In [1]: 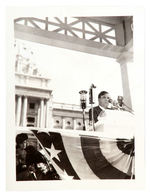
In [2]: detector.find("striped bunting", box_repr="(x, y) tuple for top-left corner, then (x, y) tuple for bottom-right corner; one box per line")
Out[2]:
(31, 130), (135, 180)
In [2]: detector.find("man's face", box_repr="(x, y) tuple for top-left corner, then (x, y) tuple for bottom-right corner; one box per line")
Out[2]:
(98, 93), (111, 109)
(20, 140), (28, 149)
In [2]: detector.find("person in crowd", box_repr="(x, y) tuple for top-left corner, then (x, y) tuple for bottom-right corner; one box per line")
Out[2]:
(16, 133), (29, 175)
(89, 91), (111, 124)
(17, 145), (60, 181)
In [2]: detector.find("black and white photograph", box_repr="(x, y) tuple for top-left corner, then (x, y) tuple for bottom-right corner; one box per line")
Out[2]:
(5, 6), (145, 191)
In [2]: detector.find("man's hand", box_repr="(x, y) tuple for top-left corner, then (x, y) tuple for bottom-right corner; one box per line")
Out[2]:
(99, 110), (106, 117)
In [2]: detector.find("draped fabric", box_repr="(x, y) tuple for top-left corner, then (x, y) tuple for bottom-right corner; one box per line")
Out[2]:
(31, 129), (135, 180)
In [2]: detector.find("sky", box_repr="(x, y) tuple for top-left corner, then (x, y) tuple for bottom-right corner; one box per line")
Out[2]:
(15, 38), (124, 106)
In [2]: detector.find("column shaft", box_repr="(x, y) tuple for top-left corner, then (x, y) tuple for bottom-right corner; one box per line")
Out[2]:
(120, 62), (132, 109)
(37, 105), (40, 127)
(62, 118), (66, 129)
(40, 99), (44, 128)
(73, 119), (76, 130)
(45, 100), (50, 128)
(16, 96), (22, 126)
(22, 96), (28, 127)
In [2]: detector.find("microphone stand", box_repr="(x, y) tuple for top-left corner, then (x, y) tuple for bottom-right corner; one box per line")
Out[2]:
(122, 102), (134, 115)
(117, 96), (134, 114)
(79, 90), (87, 131)
(89, 84), (96, 131)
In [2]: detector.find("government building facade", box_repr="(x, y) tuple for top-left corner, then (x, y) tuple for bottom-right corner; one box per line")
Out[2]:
(15, 43), (89, 132)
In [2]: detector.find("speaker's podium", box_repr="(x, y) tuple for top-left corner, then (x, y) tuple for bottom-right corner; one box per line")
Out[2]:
(93, 109), (135, 139)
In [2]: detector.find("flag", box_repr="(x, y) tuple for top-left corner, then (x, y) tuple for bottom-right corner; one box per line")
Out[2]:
(31, 129), (135, 180)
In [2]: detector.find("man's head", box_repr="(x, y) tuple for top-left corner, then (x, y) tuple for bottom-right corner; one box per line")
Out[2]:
(98, 91), (111, 109)
(16, 133), (28, 149)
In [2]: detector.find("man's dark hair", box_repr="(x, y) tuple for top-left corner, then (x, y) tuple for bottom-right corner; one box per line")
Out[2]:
(98, 91), (109, 99)
(16, 133), (28, 144)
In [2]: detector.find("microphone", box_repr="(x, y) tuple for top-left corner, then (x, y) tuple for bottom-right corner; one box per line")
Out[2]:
(117, 96), (123, 107)
(109, 96), (134, 113)
(89, 84), (96, 131)
(89, 84), (96, 104)
(91, 84), (96, 88)
(108, 98), (113, 104)
(108, 98), (120, 110)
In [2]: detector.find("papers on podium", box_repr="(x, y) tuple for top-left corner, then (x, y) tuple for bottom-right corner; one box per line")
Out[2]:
(94, 110), (135, 139)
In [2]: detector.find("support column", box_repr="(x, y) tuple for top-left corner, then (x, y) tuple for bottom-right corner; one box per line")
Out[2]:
(45, 99), (50, 128)
(117, 47), (133, 111)
(62, 118), (66, 129)
(48, 94), (54, 129)
(73, 119), (76, 130)
(15, 96), (17, 118)
(119, 62), (132, 109)
(43, 100), (46, 128)
(16, 95), (22, 126)
(85, 120), (88, 131)
(22, 96), (28, 127)
(40, 99), (44, 128)
(37, 105), (40, 127)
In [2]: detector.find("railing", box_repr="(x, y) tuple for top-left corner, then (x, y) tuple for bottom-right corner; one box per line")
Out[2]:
(14, 17), (117, 45)
(15, 72), (51, 89)
(53, 101), (90, 111)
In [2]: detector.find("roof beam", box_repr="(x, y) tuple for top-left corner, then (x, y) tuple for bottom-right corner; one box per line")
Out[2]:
(14, 23), (124, 59)
(75, 17), (123, 26)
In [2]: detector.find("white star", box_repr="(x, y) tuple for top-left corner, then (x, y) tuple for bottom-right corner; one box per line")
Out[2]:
(59, 170), (74, 180)
(45, 143), (61, 161)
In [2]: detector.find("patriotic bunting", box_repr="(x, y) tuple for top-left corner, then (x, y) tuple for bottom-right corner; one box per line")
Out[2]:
(31, 129), (135, 180)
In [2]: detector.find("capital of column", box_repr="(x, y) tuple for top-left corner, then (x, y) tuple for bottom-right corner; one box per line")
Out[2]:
(45, 98), (50, 103)
(22, 95), (28, 99)
(116, 51), (133, 65)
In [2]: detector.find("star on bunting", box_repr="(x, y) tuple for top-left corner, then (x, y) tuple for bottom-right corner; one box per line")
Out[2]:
(59, 170), (74, 180)
(45, 143), (62, 161)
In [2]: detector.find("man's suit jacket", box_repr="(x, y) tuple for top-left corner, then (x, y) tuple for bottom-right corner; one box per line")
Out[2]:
(89, 106), (103, 123)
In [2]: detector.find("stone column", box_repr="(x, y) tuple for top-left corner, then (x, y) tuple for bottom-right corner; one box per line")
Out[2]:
(40, 99), (44, 128)
(73, 119), (76, 130)
(116, 40), (133, 110)
(15, 96), (17, 119)
(37, 105), (40, 127)
(16, 95), (22, 126)
(45, 99), (50, 128)
(43, 100), (46, 128)
(49, 95), (54, 129)
(84, 120), (88, 131)
(62, 118), (66, 129)
(119, 62), (132, 109)
(22, 96), (28, 127)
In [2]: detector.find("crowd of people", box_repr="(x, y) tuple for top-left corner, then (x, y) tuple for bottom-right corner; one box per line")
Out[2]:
(16, 133), (60, 181)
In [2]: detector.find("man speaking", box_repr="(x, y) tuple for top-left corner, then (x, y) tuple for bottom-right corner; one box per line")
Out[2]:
(89, 91), (111, 124)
